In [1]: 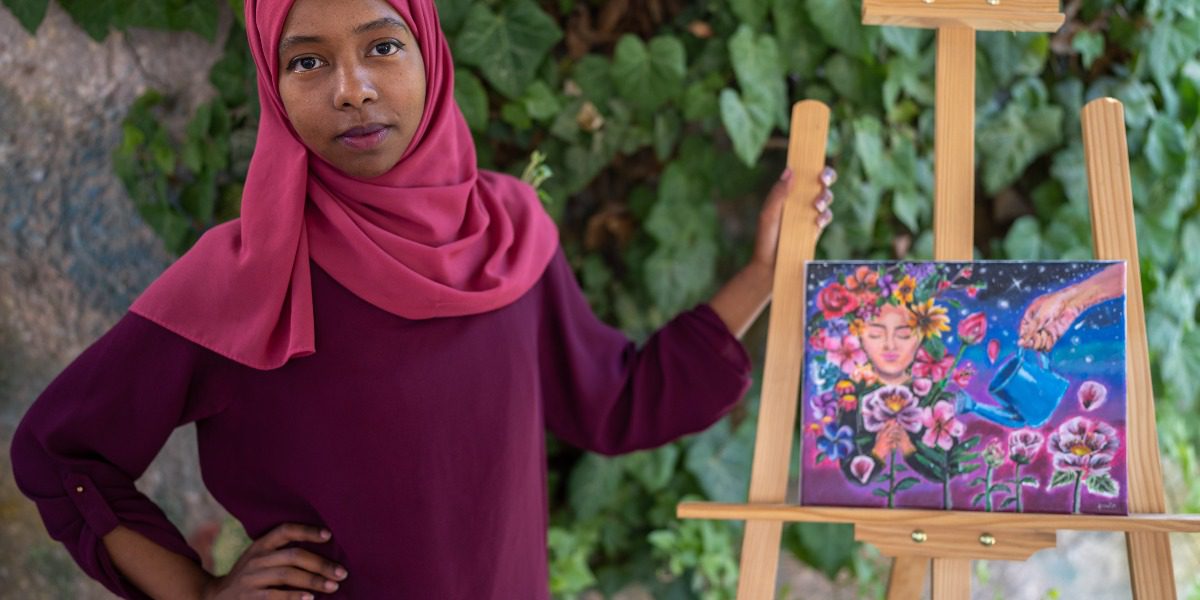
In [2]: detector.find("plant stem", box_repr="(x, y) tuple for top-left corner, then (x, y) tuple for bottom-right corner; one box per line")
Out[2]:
(1014, 463), (1024, 513)
(887, 449), (896, 509)
(985, 465), (994, 512)
(1072, 471), (1083, 514)
(942, 451), (952, 509)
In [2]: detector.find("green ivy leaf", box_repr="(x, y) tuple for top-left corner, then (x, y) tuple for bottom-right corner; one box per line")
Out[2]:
(455, 0), (563, 99)
(1072, 30), (1105, 69)
(454, 67), (489, 132)
(979, 31), (1050, 87)
(719, 89), (771, 166)
(522, 80), (561, 122)
(685, 418), (753, 504)
(772, 0), (826, 77)
(567, 454), (626, 519)
(805, 0), (875, 60)
(730, 0), (770, 29)
(434, 0), (473, 34)
(977, 78), (1063, 194)
(611, 34), (687, 112)
(2, 0), (49, 35)
(783, 522), (857, 579)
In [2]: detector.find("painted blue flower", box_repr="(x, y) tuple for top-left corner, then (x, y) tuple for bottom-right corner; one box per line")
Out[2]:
(904, 263), (937, 280)
(826, 320), (850, 337)
(817, 423), (855, 461)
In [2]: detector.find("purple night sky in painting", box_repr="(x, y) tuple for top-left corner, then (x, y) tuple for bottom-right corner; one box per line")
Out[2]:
(798, 261), (1128, 515)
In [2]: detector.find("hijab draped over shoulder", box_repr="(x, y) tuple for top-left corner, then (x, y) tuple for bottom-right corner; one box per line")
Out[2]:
(129, 0), (559, 370)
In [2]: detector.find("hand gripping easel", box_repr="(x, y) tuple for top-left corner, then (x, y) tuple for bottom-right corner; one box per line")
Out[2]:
(677, 1), (1200, 598)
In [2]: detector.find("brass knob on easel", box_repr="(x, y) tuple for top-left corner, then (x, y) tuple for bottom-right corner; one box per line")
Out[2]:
(986, 0), (1001, 5)
(979, 533), (997, 547)
(911, 530), (928, 543)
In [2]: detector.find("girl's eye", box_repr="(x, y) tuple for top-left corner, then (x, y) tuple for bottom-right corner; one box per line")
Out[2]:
(370, 40), (404, 56)
(289, 56), (325, 73)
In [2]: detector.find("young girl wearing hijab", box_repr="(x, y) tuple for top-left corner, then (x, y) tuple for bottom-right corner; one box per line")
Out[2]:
(10, 0), (836, 598)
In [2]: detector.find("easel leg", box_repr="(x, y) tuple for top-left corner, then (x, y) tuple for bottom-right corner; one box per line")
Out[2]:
(930, 558), (971, 600)
(886, 556), (929, 599)
(737, 521), (784, 600)
(1127, 532), (1176, 599)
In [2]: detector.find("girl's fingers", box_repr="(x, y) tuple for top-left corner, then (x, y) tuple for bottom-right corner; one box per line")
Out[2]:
(816, 209), (833, 230)
(815, 189), (833, 212)
(243, 565), (339, 595)
(820, 166), (838, 187)
(256, 524), (331, 553)
(254, 547), (347, 584)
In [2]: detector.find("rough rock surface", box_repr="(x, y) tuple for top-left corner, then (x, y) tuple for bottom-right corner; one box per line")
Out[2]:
(0, 3), (230, 598)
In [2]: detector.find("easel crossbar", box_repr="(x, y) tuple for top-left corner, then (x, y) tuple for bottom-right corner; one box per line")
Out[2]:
(677, 502), (1200, 534)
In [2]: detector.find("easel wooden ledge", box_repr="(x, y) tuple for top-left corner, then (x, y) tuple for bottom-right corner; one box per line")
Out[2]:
(676, 1), (1200, 598)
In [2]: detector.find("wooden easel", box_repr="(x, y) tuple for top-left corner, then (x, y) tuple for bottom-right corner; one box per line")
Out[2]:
(677, 1), (1200, 598)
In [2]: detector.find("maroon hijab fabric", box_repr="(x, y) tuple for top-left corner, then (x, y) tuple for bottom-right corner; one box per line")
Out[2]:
(129, 0), (559, 370)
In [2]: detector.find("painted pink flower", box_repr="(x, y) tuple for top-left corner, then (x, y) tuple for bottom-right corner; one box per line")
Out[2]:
(987, 339), (1000, 364)
(1008, 429), (1044, 465)
(1048, 417), (1119, 474)
(911, 377), (933, 396)
(850, 455), (876, 484)
(824, 335), (868, 374)
(809, 328), (830, 351)
(957, 312), (988, 345)
(920, 401), (966, 451)
(1078, 381), (1108, 411)
(967, 286), (979, 298)
(952, 362), (976, 388)
(982, 438), (1006, 468)
(958, 267), (973, 279)
(912, 348), (954, 382)
(862, 385), (922, 434)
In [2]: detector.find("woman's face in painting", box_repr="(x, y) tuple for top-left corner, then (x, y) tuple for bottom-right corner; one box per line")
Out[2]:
(862, 303), (922, 383)
(278, 0), (427, 179)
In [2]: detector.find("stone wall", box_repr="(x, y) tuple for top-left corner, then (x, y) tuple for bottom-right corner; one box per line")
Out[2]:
(0, 3), (233, 597)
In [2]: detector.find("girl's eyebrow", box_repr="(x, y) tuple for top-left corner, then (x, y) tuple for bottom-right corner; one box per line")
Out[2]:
(279, 17), (409, 56)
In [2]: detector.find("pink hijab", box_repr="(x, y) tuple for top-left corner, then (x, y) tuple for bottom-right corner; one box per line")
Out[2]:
(129, 0), (559, 370)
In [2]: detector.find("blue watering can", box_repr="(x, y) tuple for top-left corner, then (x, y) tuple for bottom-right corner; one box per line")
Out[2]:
(957, 348), (1069, 428)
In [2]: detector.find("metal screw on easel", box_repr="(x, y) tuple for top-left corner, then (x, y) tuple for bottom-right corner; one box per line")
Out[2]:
(979, 533), (997, 547)
(986, 0), (1001, 5)
(911, 530), (928, 543)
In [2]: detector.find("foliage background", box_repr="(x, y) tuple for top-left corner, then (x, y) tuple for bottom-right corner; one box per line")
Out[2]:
(3, 0), (1199, 597)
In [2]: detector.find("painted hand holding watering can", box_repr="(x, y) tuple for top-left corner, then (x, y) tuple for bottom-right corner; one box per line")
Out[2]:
(957, 264), (1126, 427)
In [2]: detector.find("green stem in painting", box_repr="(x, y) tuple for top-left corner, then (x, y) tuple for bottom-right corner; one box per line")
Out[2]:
(1013, 463), (1024, 513)
(942, 450), (952, 509)
(887, 449), (896, 509)
(1072, 470), (1083, 514)
(984, 465), (994, 512)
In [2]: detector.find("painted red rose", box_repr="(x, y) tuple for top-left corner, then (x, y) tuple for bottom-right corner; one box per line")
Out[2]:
(817, 283), (860, 320)
(958, 312), (987, 345)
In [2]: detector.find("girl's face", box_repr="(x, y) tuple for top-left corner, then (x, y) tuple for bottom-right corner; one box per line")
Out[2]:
(278, 0), (427, 179)
(862, 303), (921, 383)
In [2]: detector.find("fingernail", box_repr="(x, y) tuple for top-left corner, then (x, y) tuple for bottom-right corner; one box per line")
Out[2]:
(303, 594), (314, 600)
(781, 168), (793, 180)
(335, 567), (348, 578)
(325, 581), (339, 591)
(821, 166), (837, 185)
(320, 529), (331, 539)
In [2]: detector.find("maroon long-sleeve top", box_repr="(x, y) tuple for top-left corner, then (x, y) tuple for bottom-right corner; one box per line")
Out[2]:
(10, 246), (752, 599)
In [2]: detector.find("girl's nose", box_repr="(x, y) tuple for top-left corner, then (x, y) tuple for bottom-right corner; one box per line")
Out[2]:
(334, 64), (378, 109)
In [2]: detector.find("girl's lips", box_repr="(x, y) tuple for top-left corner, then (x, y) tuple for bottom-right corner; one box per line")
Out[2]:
(882, 353), (900, 361)
(337, 125), (390, 151)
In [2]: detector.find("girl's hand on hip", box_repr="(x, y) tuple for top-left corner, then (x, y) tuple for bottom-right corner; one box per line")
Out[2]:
(200, 523), (348, 600)
(752, 166), (837, 272)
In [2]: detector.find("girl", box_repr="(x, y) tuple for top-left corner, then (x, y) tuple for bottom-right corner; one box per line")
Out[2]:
(10, 0), (835, 598)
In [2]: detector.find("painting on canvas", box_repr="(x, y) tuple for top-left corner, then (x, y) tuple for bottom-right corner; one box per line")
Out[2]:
(798, 261), (1128, 515)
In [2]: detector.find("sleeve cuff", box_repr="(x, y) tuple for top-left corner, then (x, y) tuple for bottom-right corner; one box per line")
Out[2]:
(63, 472), (121, 539)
